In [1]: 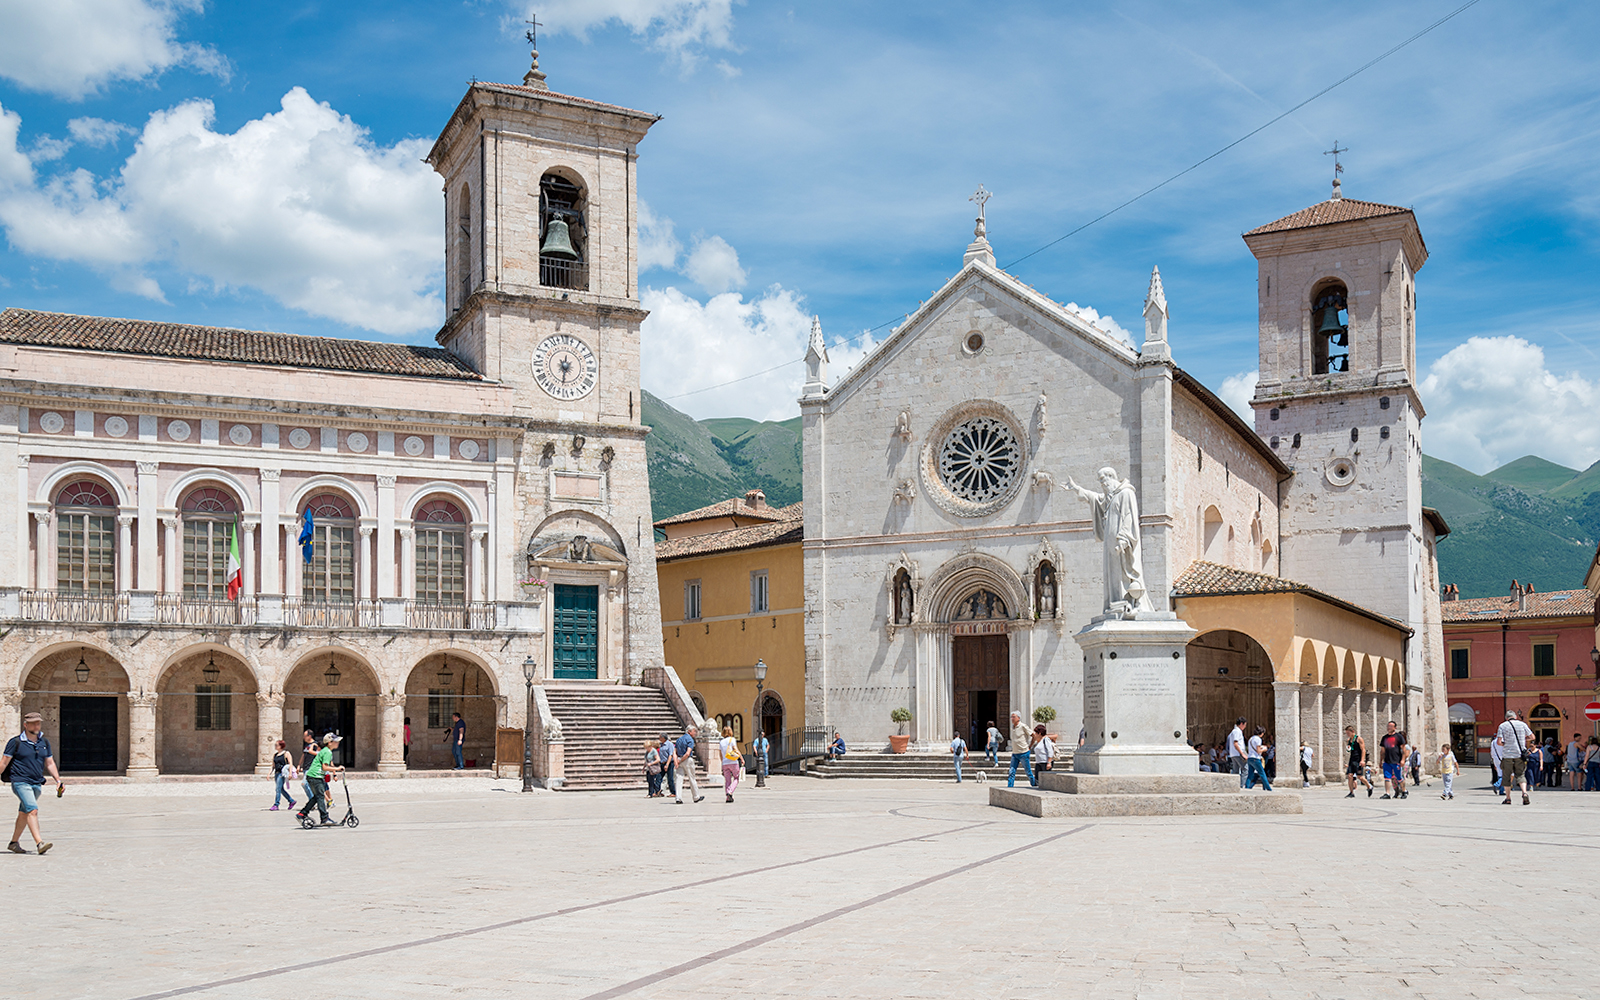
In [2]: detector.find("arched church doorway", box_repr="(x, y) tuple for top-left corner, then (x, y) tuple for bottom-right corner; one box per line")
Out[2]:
(951, 588), (1010, 752)
(1185, 630), (1274, 754)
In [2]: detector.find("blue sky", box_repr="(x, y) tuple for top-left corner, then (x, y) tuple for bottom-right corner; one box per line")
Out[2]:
(1, 1), (1598, 474)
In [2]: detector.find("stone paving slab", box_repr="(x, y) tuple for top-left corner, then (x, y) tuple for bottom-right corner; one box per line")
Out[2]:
(9, 773), (1600, 999)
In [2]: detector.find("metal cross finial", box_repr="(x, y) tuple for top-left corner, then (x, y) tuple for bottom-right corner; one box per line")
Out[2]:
(1324, 140), (1348, 178)
(524, 15), (542, 48)
(969, 184), (991, 221)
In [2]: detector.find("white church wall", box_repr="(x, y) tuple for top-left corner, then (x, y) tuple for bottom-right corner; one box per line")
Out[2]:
(1168, 386), (1281, 579)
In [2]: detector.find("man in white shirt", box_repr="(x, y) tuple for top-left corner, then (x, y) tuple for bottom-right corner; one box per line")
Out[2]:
(1497, 710), (1534, 805)
(1227, 717), (1249, 788)
(1244, 725), (1272, 791)
(1299, 741), (1315, 788)
(950, 732), (967, 783)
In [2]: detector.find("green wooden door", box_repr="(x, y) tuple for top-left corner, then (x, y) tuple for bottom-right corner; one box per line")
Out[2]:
(553, 584), (599, 679)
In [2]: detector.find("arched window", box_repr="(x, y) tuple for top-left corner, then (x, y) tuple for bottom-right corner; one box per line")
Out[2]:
(414, 498), (466, 605)
(456, 184), (472, 308)
(1312, 282), (1349, 374)
(182, 487), (239, 599)
(715, 713), (744, 742)
(1201, 506), (1224, 562)
(302, 493), (356, 604)
(538, 171), (587, 290)
(55, 480), (116, 593)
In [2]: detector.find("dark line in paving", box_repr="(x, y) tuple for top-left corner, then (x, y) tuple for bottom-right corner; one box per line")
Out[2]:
(122, 818), (996, 1000)
(575, 823), (1094, 1000)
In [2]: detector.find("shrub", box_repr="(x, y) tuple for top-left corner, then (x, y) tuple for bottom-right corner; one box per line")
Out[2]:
(1032, 705), (1057, 725)
(890, 707), (913, 723)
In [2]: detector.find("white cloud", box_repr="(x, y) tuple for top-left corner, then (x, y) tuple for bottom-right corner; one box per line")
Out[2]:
(1420, 336), (1600, 475)
(0, 90), (442, 334)
(683, 234), (746, 294)
(529, 0), (735, 68)
(0, 107), (31, 191)
(637, 199), (680, 272)
(1219, 370), (1258, 421)
(641, 283), (810, 421)
(0, 0), (228, 99)
(67, 117), (132, 147)
(1064, 302), (1134, 346)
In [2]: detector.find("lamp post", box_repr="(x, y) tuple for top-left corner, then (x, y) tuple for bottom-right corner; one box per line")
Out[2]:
(522, 655), (537, 793)
(753, 658), (768, 788)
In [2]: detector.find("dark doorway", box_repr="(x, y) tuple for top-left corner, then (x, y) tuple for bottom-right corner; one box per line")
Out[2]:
(759, 693), (783, 739)
(1450, 723), (1478, 767)
(58, 696), (118, 772)
(302, 698), (356, 767)
(953, 634), (1008, 751)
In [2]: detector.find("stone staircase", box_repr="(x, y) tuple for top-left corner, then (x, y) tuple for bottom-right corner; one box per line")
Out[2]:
(806, 751), (1070, 780)
(543, 684), (686, 791)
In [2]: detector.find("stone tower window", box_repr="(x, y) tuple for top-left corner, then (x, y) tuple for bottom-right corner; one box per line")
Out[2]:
(538, 171), (588, 291)
(1311, 283), (1349, 374)
(456, 184), (471, 308)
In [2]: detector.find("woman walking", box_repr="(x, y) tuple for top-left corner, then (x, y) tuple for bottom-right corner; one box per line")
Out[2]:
(644, 739), (663, 798)
(1585, 737), (1600, 791)
(719, 726), (743, 803)
(1031, 724), (1055, 786)
(269, 740), (297, 811)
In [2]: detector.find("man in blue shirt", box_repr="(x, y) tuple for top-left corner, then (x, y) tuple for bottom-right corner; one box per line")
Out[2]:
(2, 712), (62, 855)
(450, 712), (466, 770)
(672, 730), (704, 804)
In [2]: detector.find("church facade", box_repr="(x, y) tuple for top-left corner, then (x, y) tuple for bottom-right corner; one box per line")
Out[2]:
(0, 57), (668, 778)
(801, 185), (1448, 775)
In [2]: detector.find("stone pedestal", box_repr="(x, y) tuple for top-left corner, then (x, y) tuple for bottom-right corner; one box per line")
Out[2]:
(1073, 613), (1197, 775)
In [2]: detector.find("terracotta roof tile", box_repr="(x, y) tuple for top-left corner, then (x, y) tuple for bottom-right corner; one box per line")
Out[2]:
(0, 309), (482, 381)
(655, 510), (803, 561)
(655, 497), (798, 527)
(1441, 589), (1594, 623)
(1172, 560), (1410, 634)
(1245, 197), (1413, 236)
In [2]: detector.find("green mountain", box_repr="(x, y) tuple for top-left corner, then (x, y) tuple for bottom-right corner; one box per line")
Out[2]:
(1423, 455), (1598, 598)
(639, 403), (1599, 599)
(641, 391), (802, 521)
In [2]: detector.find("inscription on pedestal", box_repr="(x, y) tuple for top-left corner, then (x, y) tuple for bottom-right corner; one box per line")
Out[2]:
(1118, 666), (1177, 699)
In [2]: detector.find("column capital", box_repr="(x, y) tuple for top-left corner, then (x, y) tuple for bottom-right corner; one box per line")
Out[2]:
(16, 454), (29, 467)
(255, 691), (285, 709)
(130, 691), (158, 709)
(34, 508), (52, 525)
(486, 477), (497, 493)
(359, 525), (375, 538)
(161, 515), (180, 529)
(378, 692), (406, 709)
(259, 468), (281, 483)
(116, 513), (135, 527)
(1, 688), (23, 710)
(137, 461), (159, 475)
(398, 526), (415, 540)
(470, 528), (487, 541)
(376, 475), (397, 489)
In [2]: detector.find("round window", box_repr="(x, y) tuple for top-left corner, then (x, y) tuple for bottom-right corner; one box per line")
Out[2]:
(1325, 457), (1356, 487)
(964, 331), (985, 354)
(937, 418), (1020, 504)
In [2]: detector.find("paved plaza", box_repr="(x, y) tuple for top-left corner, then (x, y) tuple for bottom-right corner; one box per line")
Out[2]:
(12, 767), (1600, 1000)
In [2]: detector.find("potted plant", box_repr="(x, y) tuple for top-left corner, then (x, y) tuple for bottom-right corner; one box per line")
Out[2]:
(519, 576), (549, 599)
(889, 707), (912, 753)
(1033, 705), (1058, 741)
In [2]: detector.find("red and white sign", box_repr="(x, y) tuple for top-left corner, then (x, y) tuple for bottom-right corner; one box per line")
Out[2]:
(1584, 702), (1600, 721)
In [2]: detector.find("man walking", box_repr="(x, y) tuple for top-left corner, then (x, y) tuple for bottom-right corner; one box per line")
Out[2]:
(1299, 740), (1314, 788)
(1378, 720), (1409, 800)
(1227, 717), (1249, 788)
(657, 734), (676, 799)
(1497, 710), (1534, 806)
(2, 712), (61, 855)
(1344, 725), (1369, 797)
(985, 721), (1002, 767)
(950, 731), (967, 783)
(1006, 711), (1035, 788)
(449, 711), (466, 770)
(296, 733), (343, 826)
(1244, 725), (1273, 791)
(672, 729), (705, 804)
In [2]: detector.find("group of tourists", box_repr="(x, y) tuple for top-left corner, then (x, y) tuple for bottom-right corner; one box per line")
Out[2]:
(1194, 727), (1281, 786)
(269, 728), (345, 824)
(643, 727), (771, 804)
(982, 711), (1056, 787)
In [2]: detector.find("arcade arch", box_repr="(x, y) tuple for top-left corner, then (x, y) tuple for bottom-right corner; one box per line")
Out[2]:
(154, 645), (258, 774)
(283, 650), (380, 770)
(403, 652), (499, 769)
(21, 645), (130, 773)
(1185, 629), (1274, 749)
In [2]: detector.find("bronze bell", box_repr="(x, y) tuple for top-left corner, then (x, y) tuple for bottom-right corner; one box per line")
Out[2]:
(1316, 306), (1346, 337)
(540, 216), (579, 260)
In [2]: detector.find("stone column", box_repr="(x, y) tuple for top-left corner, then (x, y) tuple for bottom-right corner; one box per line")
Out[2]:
(283, 522), (301, 598)
(1273, 680), (1301, 760)
(1324, 687), (1343, 780)
(161, 516), (179, 593)
(358, 525), (374, 601)
(376, 475), (396, 597)
(128, 692), (159, 779)
(470, 528), (487, 602)
(116, 513), (134, 592)
(136, 462), (159, 590)
(399, 527), (415, 600)
(254, 691), (284, 776)
(241, 517), (258, 599)
(1302, 684), (1323, 783)
(0, 688), (22, 741)
(258, 469), (280, 595)
(34, 509), (51, 589)
(377, 692), (406, 772)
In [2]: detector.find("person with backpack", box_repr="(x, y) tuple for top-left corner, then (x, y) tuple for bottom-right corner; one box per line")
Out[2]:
(950, 731), (967, 783)
(295, 733), (344, 826)
(2, 712), (61, 855)
(1496, 710), (1534, 806)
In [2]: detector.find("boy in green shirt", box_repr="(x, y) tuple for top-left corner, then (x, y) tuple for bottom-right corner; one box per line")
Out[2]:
(296, 733), (343, 825)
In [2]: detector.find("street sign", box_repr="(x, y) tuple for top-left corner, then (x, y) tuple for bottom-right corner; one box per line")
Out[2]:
(1585, 702), (1600, 721)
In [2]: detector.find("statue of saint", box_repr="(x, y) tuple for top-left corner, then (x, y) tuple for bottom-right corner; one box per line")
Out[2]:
(894, 572), (913, 624)
(1064, 467), (1152, 616)
(1038, 566), (1056, 617)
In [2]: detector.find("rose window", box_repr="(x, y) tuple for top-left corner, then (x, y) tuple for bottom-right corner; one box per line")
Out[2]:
(937, 417), (1022, 504)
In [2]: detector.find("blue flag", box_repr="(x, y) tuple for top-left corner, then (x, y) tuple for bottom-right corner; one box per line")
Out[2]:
(299, 508), (314, 564)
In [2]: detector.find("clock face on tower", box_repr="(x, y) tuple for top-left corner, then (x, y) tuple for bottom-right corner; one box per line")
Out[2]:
(531, 334), (599, 400)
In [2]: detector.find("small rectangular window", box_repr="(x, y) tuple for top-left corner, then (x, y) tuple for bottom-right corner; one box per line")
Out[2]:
(750, 570), (769, 614)
(1532, 643), (1555, 677)
(1450, 647), (1469, 680)
(428, 689), (458, 730)
(684, 580), (702, 621)
(194, 684), (232, 731)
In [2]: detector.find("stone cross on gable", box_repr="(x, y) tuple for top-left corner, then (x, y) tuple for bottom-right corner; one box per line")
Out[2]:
(969, 184), (992, 222)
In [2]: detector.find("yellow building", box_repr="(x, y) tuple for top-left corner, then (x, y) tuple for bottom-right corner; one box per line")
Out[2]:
(655, 490), (803, 748)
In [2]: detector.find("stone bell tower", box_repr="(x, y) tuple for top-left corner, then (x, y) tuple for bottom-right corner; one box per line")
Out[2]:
(424, 46), (666, 683)
(1243, 171), (1435, 714)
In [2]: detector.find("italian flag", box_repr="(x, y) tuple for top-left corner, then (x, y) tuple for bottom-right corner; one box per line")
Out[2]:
(225, 521), (243, 601)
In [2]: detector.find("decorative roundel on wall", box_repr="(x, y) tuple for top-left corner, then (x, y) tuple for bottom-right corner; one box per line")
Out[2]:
(458, 439), (480, 460)
(168, 419), (191, 442)
(963, 331), (985, 354)
(1325, 455), (1356, 487)
(38, 412), (65, 434)
(228, 424), (252, 445)
(288, 427), (312, 449)
(346, 431), (369, 453)
(104, 416), (129, 438)
(919, 401), (1029, 517)
(403, 435), (426, 456)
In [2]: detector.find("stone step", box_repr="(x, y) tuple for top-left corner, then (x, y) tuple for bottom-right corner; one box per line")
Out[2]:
(539, 684), (691, 790)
